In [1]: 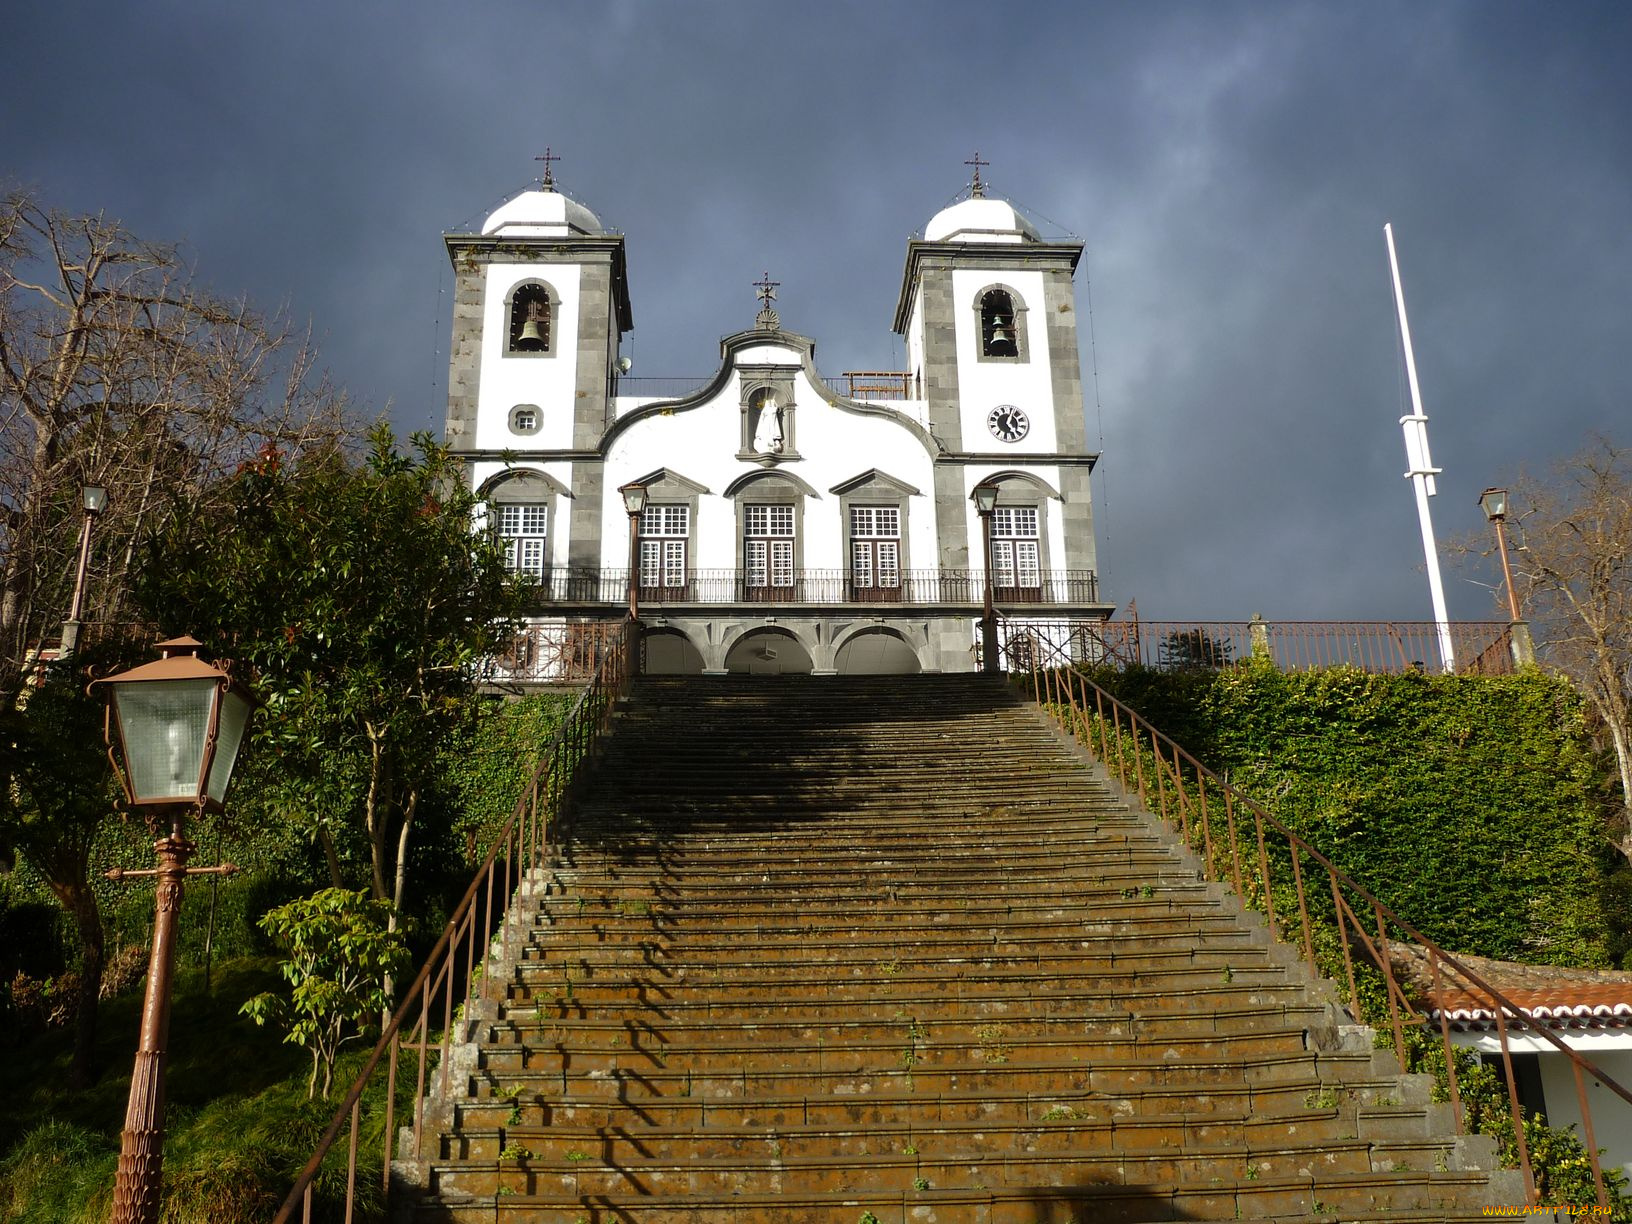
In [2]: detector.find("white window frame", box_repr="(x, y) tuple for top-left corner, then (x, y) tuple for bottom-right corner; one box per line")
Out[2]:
(497, 502), (548, 577)
(744, 503), (795, 590)
(638, 504), (689, 589)
(991, 506), (1041, 590)
(849, 505), (901, 590)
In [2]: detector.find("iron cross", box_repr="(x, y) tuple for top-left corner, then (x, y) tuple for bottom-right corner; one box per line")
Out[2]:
(965, 150), (989, 197)
(534, 147), (560, 188)
(754, 271), (779, 307)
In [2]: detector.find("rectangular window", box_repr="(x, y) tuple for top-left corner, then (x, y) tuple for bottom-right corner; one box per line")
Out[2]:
(638, 504), (689, 591)
(744, 503), (795, 598)
(849, 505), (901, 599)
(991, 505), (1041, 594)
(498, 503), (548, 577)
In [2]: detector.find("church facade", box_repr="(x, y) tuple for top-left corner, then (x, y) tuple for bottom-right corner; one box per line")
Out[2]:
(441, 170), (1113, 676)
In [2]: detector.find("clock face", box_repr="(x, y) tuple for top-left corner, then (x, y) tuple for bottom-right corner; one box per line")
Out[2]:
(987, 404), (1029, 443)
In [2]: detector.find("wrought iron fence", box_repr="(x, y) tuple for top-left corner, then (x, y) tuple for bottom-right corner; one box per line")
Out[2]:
(270, 617), (639, 1223)
(526, 567), (1101, 608)
(831, 370), (917, 400)
(1051, 617), (1514, 675)
(1001, 620), (1628, 1212)
(487, 619), (624, 685)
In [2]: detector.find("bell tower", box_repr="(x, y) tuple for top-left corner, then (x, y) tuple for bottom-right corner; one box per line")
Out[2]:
(443, 160), (631, 567)
(891, 161), (1099, 582)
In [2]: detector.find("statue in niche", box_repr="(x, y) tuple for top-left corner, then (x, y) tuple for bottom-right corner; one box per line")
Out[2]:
(752, 391), (785, 454)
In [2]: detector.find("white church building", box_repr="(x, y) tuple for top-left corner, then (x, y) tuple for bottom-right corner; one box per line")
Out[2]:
(442, 164), (1114, 676)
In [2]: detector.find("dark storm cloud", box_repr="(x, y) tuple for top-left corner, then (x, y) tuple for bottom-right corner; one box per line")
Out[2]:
(4, 1), (1629, 622)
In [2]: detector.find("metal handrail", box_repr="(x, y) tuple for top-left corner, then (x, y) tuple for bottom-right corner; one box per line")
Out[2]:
(270, 617), (638, 1223)
(1002, 621), (1628, 1211)
(1056, 617), (1514, 675)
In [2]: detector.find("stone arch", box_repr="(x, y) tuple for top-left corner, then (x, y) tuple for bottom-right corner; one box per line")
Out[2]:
(980, 469), (1061, 500)
(972, 282), (1030, 363)
(505, 280), (559, 356)
(833, 626), (923, 675)
(642, 626), (706, 675)
(724, 626), (815, 675)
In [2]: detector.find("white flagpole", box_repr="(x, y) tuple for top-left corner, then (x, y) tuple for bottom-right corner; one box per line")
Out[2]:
(1384, 223), (1455, 674)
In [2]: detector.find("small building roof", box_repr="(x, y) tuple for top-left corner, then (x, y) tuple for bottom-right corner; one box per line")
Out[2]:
(1391, 946), (1632, 1032)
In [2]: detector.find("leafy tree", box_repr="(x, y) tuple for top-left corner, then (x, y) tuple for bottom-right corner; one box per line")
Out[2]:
(1503, 437), (1632, 865)
(1158, 627), (1234, 671)
(0, 651), (131, 1087)
(138, 427), (529, 932)
(240, 887), (409, 1098)
(0, 190), (349, 1086)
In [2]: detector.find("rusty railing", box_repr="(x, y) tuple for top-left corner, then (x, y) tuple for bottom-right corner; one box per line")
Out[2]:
(1000, 620), (1628, 1211)
(270, 616), (639, 1223)
(833, 370), (917, 399)
(1038, 617), (1514, 675)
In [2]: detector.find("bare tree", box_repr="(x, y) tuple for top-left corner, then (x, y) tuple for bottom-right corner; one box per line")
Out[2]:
(1506, 437), (1632, 864)
(0, 188), (350, 704)
(0, 189), (352, 1085)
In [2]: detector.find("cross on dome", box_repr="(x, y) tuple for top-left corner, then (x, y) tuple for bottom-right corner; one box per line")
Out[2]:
(754, 271), (779, 306)
(534, 147), (561, 190)
(964, 151), (989, 198)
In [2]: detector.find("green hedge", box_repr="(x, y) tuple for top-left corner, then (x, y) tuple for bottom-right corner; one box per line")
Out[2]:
(1085, 662), (1628, 969)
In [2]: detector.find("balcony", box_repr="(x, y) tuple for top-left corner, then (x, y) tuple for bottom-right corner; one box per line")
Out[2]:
(522, 568), (1102, 611)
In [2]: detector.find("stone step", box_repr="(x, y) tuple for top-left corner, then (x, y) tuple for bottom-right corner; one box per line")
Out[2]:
(462, 1048), (1396, 1103)
(447, 1085), (1444, 1140)
(408, 1170), (1508, 1223)
(426, 1133), (1475, 1197)
(478, 1000), (1337, 1049)
(502, 980), (1329, 1027)
(441, 1098), (1453, 1163)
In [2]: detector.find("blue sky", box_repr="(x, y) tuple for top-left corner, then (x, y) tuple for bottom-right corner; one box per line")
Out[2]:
(5, 1), (1629, 620)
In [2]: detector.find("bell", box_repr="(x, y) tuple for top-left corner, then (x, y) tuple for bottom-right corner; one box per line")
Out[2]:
(990, 321), (1015, 347)
(518, 318), (546, 346)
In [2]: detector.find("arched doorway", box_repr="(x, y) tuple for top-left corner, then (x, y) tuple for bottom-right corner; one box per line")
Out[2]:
(642, 627), (706, 675)
(724, 628), (814, 675)
(835, 628), (922, 675)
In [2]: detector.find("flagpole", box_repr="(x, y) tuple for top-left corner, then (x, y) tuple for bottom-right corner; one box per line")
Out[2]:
(1384, 223), (1455, 674)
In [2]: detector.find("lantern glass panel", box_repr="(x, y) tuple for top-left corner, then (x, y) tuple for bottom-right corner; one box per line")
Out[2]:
(113, 677), (217, 803)
(205, 688), (252, 804)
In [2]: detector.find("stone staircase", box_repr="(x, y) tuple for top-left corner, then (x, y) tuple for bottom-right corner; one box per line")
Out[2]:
(404, 674), (1524, 1222)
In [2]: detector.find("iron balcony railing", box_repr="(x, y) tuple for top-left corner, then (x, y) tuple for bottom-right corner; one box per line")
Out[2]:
(523, 567), (1102, 608)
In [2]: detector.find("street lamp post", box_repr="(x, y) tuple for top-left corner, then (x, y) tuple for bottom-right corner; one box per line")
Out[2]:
(93, 638), (254, 1224)
(1478, 487), (1535, 668)
(972, 483), (1000, 673)
(59, 484), (108, 661)
(619, 482), (648, 622)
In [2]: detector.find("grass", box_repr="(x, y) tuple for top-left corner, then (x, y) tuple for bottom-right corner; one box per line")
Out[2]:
(0, 956), (411, 1223)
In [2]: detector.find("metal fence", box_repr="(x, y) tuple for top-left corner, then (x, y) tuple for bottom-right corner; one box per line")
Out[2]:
(1002, 622), (1626, 1211)
(1046, 618), (1514, 675)
(524, 567), (1101, 609)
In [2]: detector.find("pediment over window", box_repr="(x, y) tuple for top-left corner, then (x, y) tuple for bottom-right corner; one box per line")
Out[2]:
(983, 469), (1062, 500)
(479, 468), (572, 499)
(724, 469), (819, 499)
(829, 468), (921, 498)
(631, 468), (712, 496)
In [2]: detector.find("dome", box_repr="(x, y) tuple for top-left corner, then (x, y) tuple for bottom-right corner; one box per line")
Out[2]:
(923, 197), (1038, 244)
(482, 188), (603, 237)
